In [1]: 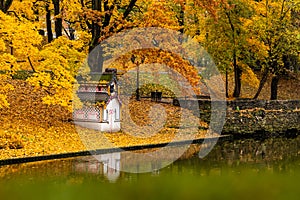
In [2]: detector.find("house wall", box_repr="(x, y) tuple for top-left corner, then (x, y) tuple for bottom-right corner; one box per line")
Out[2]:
(73, 98), (121, 132)
(73, 107), (101, 121)
(73, 106), (102, 130)
(101, 98), (121, 132)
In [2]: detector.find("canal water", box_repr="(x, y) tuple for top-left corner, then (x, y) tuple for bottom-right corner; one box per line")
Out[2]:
(1, 134), (300, 199)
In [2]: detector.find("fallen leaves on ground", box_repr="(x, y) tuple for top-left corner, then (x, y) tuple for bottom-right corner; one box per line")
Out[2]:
(0, 80), (85, 159)
(0, 80), (211, 160)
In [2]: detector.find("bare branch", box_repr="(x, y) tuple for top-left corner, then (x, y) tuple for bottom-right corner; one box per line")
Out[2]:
(27, 57), (36, 72)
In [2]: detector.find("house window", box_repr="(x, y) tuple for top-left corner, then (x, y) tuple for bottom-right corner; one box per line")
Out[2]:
(110, 83), (114, 93)
(96, 86), (101, 92)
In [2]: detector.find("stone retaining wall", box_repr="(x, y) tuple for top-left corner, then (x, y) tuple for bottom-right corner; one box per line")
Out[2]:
(174, 99), (300, 134)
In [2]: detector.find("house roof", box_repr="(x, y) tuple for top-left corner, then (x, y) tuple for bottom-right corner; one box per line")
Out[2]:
(76, 68), (119, 104)
(76, 69), (118, 85)
(77, 92), (109, 102)
(89, 73), (113, 82)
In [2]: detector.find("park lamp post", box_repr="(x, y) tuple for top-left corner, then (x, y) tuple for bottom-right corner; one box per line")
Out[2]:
(136, 58), (140, 101)
(131, 55), (145, 101)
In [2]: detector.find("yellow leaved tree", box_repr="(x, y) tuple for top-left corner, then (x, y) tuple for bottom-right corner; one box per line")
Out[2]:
(0, 6), (42, 108)
(0, 0), (88, 111)
(245, 0), (300, 99)
(26, 36), (86, 111)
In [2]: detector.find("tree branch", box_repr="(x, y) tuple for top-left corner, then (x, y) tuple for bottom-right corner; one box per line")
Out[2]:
(123, 0), (137, 19)
(27, 57), (36, 72)
(7, 11), (21, 21)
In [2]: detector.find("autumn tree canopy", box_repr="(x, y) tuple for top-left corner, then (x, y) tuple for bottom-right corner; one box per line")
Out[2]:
(0, 0), (299, 109)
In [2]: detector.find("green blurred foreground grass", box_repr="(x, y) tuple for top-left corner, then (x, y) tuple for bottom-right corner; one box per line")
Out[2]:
(1, 171), (300, 200)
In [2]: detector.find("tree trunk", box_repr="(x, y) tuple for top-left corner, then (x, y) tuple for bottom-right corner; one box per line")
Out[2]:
(225, 11), (242, 98)
(178, 3), (185, 33)
(89, 0), (101, 53)
(233, 50), (242, 98)
(88, 0), (102, 72)
(0, 0), (13, 13)
(88, 0), (138, 72)
(46, 4), (53, 43)
(103, 0), (114, 27)
(88, 45), (104, 73)
(253, 68), (269, 99)
(270, 75), (280, 100)
(225, 68), (229, 98)
(53, 0), (62, 38)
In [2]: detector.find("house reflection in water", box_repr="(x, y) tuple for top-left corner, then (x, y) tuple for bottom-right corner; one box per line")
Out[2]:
(73, 152), (121, 182)
(96, 152), (121, 182)
(73, 144), (203, 180)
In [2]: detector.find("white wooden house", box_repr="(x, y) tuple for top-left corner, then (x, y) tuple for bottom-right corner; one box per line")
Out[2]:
(73, 69), (121, 132)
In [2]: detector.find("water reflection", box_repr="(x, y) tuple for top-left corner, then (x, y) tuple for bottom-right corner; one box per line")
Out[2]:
(1, 135), (300, 182)
(74, 153), (121, 182)
(193, 135), (300, 176)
